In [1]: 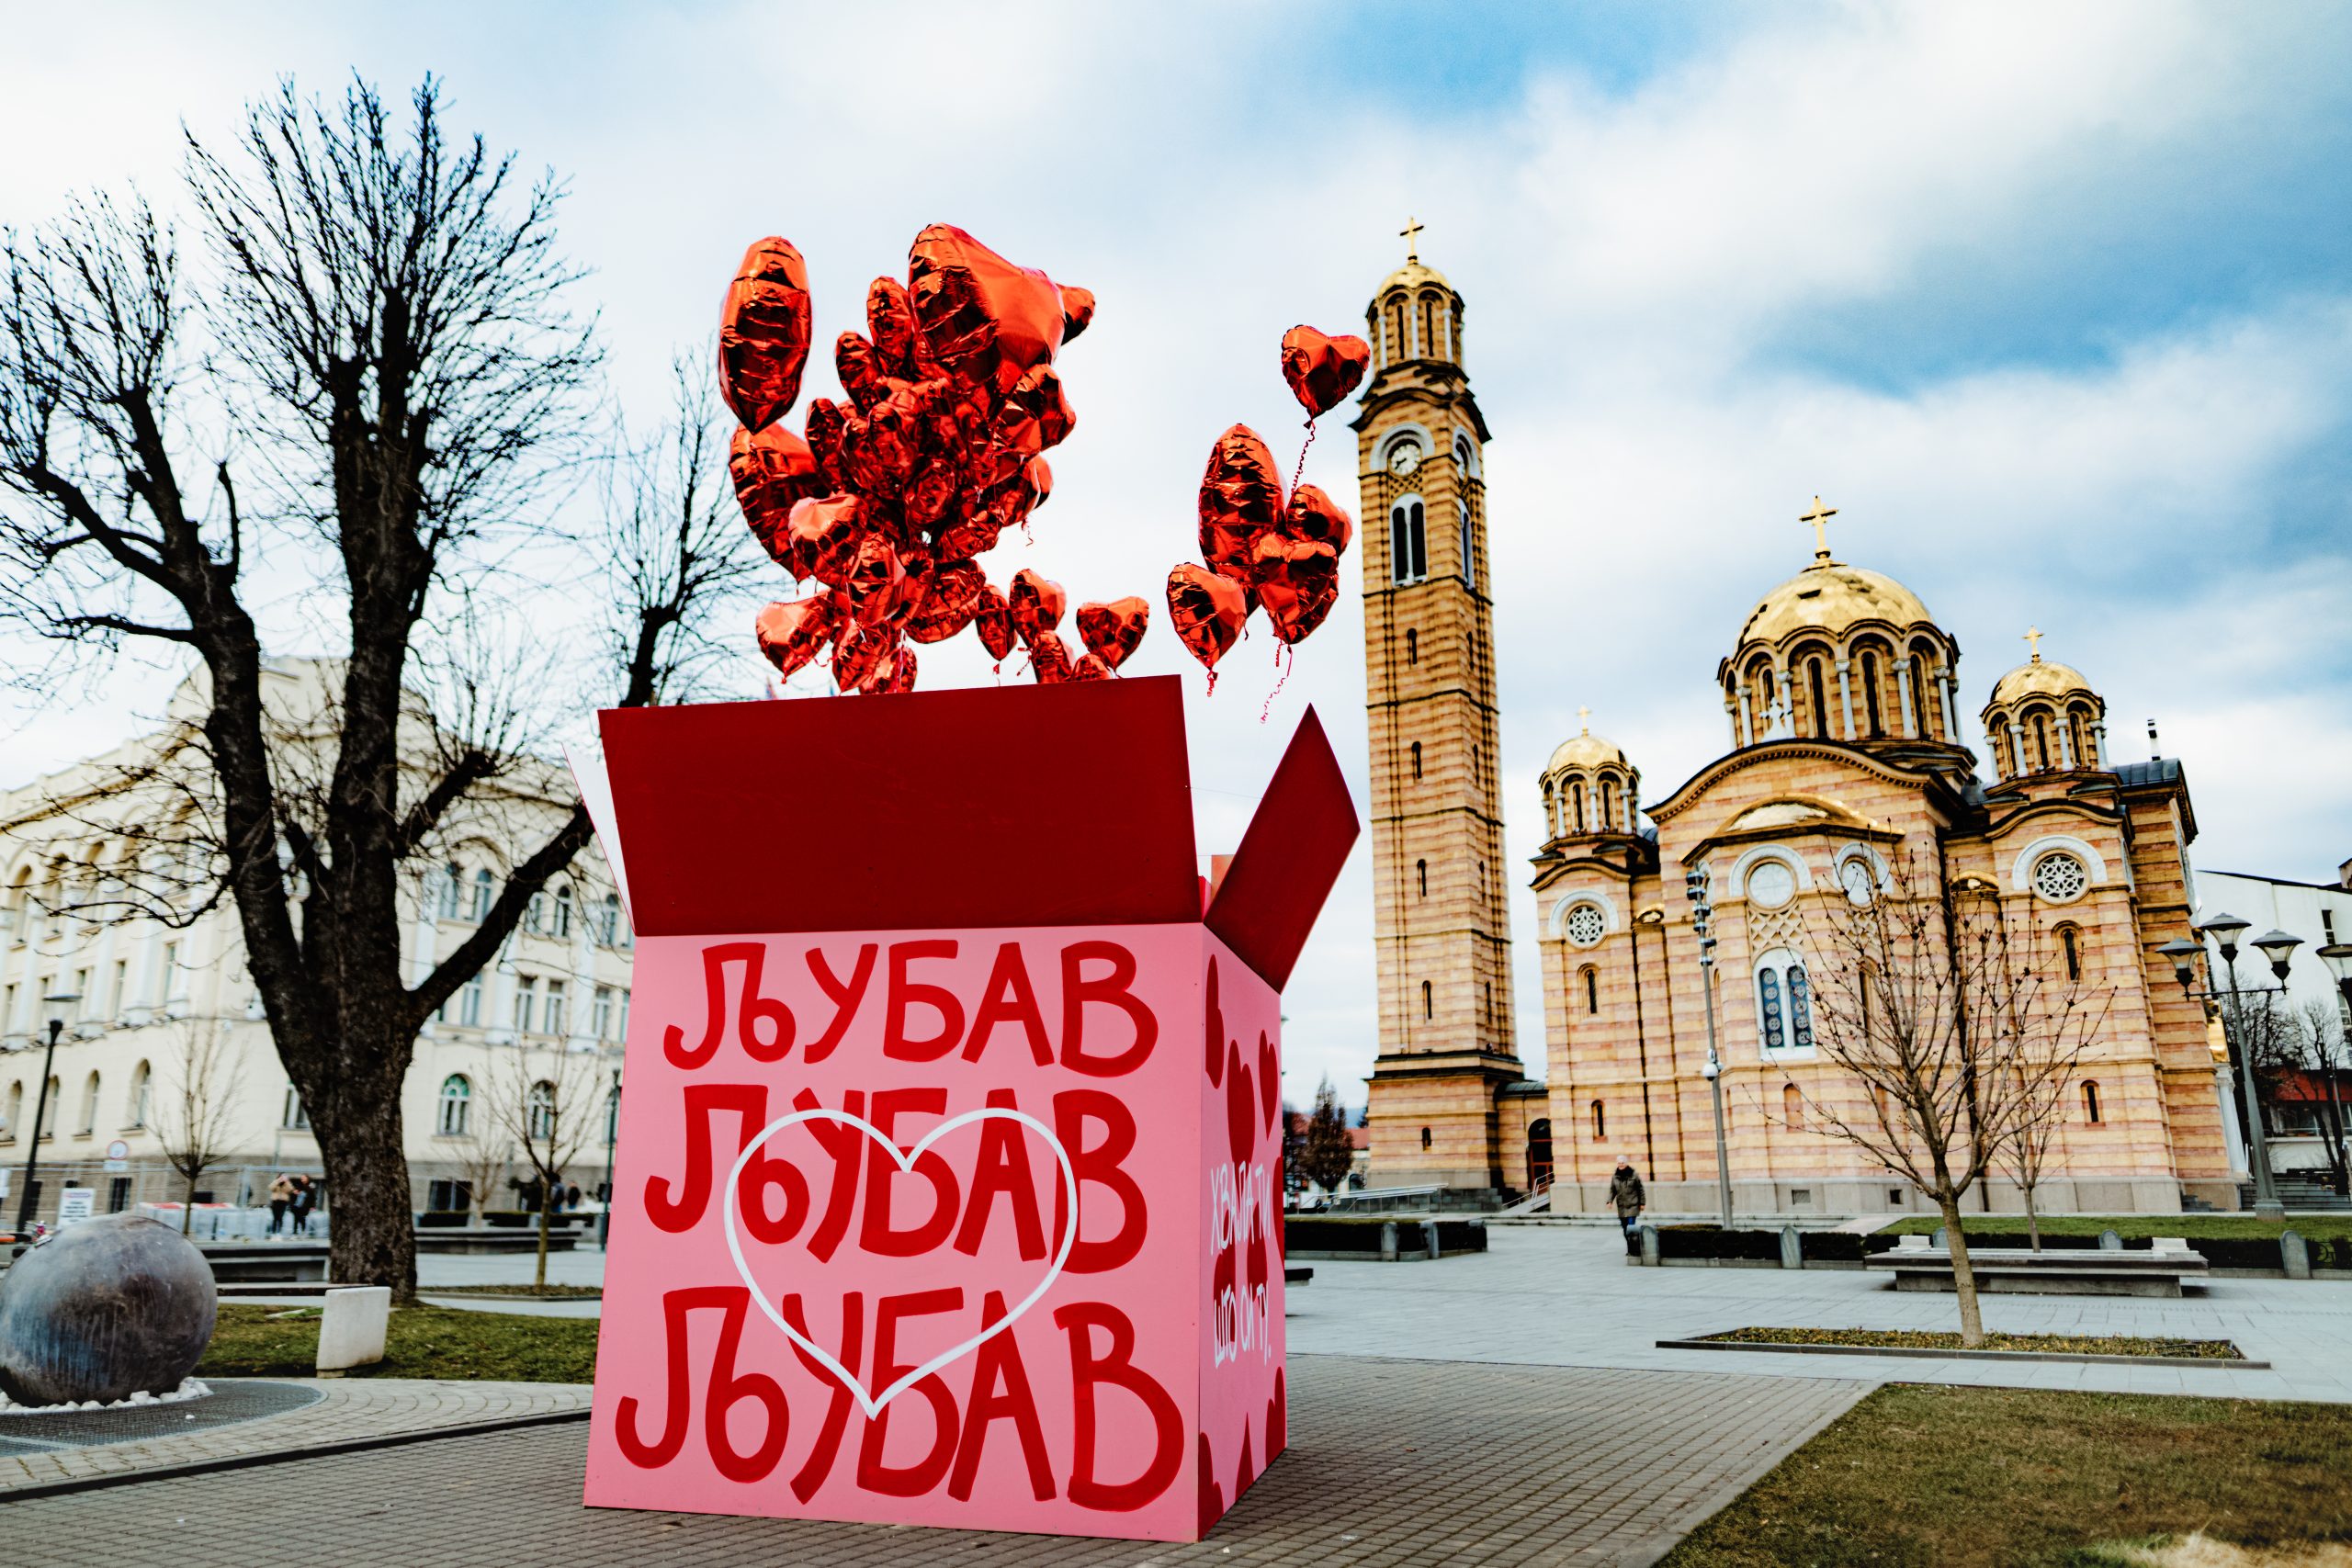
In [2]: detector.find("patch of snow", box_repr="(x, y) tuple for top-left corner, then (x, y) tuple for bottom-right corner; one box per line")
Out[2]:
(0, 1377), (211, 1416)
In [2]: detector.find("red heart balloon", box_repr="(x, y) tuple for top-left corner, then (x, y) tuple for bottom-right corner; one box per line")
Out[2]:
(907, 224), (1067, 394)
(865, 276), (920, 378)
(844, 532), (909, 626)
(995, 363), (1076, 459)
(1071, 652), (1113, 682)
(1249, 535), (1340, 645)
(802, 397), (849, 491)
(832, 623), (895, 692)
(1024, 455), (1053, 512)
(1197, 424), (1283, 581)
(972, 582), (1016, 661)
(862, 639), (917, 694)
(752, 594), (837, 680)
(1059, 284), (1096, 344)
(1027, 632), (1075, 684)
(1279, 325), (1371, 419)
(783, 495), (864, 586)
(1075, 596), (1150, 670)
(834, 331), (889, 412)
(718, 237), (812, 433)
(729, 425), (824, 565)
(1165, 563), (1249, 671)
(1283, 482), (1353, 555)
(905, 560), (987, 643)
(1008, 568), (1066, 648)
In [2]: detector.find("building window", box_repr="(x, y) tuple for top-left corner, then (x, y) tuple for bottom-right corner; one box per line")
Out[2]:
(1755, 949), (1815, 1055)
(1860, 651), (1883, 736)
(554, 885), (574, 939)
(605, 1083), (622, 1145)
(526, 891), (546, 934)
(1410, 741), (1423, 781)
(1459, 505), (1475, 590)
(1564, 904), (1606, 948)
(594, 985), (616, 1040)
(1912, 652), (1934, 737)
(2059, 925), (2083, 981)
(108, 961), (128, 1019)
(1745, 859), (1797, 909)
(2031, 852), (2089, 904)
(2082, 1080), (2103, 1125)
(438, 1074), (471, 1136)
(282, 1084), (310, 1131)
(1582, 967), (1599, 1015)
(1406, 627), (1418, 666)
(78, 1071), (99, 1135)
(545, 979), (569, 1038)
(1808, 657), (1829, 738)
(1783, 1083), (1805, 1131)
(2, 1080), (18, 1141)
(1421, 979), (1433, 1020)
(439, 863), (463, 919)
(129, 1060), (152, 1128)
(514, 976), (538, 1034)
(1416, 860), (1427, 898)
(619, 988), (631, 1039)
(1570, 780), (1586, 833)
(461, 969), (485, 1027)
(1388, 500), (1427, 582)
(470, 868), (494, 921)
(528, 1080), (557, 1141)
(601, 893), (623, 945)
(2032, 712), (2052, 770)
(1420, 1125), (1432, 1150)
(1589, 1100), (1605, 1141)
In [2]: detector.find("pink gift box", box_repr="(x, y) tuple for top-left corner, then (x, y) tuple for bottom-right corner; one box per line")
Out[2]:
(578, 677), (1355, 1541)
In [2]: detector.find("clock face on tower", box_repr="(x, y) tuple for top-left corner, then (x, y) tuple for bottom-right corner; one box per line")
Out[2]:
(1387, 439), (1422, 477)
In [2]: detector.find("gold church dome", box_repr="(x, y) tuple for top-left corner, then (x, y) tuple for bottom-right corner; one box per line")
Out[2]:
(1737, 560), (1938, 647)
(1377, 255), (1453, 297)
(1990, 655), (2095, 706)
(1546, 728), (1627, 774)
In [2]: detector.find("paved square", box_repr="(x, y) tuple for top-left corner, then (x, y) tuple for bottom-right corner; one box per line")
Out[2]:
(0, 1355), (1864, 1567)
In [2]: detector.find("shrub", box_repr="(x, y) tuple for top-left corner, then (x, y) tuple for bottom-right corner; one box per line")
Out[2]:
(1657, 1224), (1782, 1262)
(2195, 1236), (2284, 1269)
(415, 1210), (469, 1229)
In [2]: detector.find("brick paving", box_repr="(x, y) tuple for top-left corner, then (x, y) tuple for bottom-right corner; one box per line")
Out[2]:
(0, 1356), (1863, 1567)
(0, 1378), (590, 1494)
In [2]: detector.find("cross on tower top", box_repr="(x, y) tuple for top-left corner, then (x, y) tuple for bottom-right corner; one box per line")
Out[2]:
(1577, 705), (1591, 735)
(1800, 496), (1838, 563)
(1400, 216), (1424, 263)
(2023, 626), (2043, 662)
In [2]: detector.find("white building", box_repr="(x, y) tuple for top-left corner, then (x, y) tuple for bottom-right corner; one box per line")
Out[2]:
(0, 660), (634, 1224)
(2194, 863), (2352, 1184)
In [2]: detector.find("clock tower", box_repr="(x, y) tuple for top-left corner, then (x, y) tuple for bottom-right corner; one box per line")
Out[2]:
(1352, 225), (1526, 1194)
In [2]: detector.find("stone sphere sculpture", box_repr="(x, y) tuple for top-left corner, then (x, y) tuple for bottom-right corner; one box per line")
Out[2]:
(0, 1213), (217, 1405)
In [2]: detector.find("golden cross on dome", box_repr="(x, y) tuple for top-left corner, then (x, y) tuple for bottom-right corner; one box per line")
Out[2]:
(1800, 496), (1838, 562)
(1400, 216), (1424, 263)
(1577, 705), (1592, 734)
(2023, 626), (2043, 661)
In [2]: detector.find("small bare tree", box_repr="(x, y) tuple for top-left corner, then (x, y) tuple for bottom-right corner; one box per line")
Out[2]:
(483, 1043), (599, 1291)
(1786, 852), (2096, 1347)
(447, 1108), (514, 1225)
(154, 1015), (242, 1235)
(1985, 928), (2109, 1251)
(2286, 1000), (2350, 1195)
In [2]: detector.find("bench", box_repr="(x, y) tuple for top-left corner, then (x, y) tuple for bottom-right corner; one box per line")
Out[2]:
(1866, 1235), (2207, 1297)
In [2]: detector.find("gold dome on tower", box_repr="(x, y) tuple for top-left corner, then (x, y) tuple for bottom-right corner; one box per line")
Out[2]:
(1737, 561), (1938, 646)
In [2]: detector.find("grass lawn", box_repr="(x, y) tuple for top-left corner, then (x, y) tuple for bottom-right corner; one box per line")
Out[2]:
(1883, 1213), (2352, 1242)
(196, 1303), (597, 1382)
(1658, 1384), (2352, 1568)
(1697, 1326), (2245, 1359)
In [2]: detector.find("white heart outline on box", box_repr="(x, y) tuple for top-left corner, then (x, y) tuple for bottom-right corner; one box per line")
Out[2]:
(720, 1106), (1079, 1420)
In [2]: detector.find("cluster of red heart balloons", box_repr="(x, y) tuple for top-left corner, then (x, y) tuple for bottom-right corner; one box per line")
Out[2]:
(1162, 326), (1371, 680)
(727, 225), (1150, 691)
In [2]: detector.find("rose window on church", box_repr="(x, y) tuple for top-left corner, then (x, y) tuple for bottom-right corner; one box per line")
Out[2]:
(1745, 860), (1797, 909)
(1838, 858), (1877, 908)
(1564, 903), (1606, 948)
(2031, 851), (2089, 904)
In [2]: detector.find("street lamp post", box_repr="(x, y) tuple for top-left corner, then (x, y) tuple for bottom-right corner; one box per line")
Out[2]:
(2163, 913), (2300, 1222)
(1687, 866), (1733, 1228)
(14, 991), (83, 1235)
(2318, 944), (2352, 1194)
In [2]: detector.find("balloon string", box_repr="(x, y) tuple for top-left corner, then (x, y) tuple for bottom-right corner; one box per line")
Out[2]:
(1292, 417), (1317, 494)
(1205, 669), (1219, 698)
(1260, 641), (1292, 724)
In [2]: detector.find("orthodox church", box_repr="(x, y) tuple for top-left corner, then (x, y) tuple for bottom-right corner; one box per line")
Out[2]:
(1353, 234), (2233, 1216)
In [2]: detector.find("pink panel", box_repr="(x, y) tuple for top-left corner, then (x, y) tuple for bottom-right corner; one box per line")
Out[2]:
(584, 925), (1207, 1540)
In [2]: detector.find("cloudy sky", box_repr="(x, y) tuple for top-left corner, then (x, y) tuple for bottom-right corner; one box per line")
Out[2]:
(5, 3), (2348, 1106)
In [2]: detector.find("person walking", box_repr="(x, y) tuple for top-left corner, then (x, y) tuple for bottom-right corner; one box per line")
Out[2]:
(1607, 1157), (1646, 1257)
(268, 1172), (294, 1237)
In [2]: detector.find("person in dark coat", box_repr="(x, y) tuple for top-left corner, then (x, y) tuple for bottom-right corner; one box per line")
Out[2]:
(289, 1174), (318, 1236)
(1607, 1159), (1646, 1256)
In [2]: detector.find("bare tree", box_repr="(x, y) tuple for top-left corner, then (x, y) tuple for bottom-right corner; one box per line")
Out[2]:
(447, 1101), (514, 1224)
(2283, 1000), (2351, 1195)
(1299, 1077), (1356, 1196)
(1784, 853), (2094, 1347)
(1984, 928), (2109, 1251)
(0, 79), (760, 1296)
(153, 1015), (241, 1235)
(482, 1043), (600, 1292)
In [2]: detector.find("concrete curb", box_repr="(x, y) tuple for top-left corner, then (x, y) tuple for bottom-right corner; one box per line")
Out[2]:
(0, 1404), (592, 1503)
(1657, 1337), (2270, 1370)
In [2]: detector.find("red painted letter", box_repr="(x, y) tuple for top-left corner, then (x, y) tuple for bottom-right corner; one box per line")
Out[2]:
(1059, 941), (1156, 1077)
(1057, 1302), (1181, 1511)
(856, 1288), (964, 1497)
(1052, 1089), (1146, 1273)
(962, 942), (1053, 1066)
(885, 940), (965, 1061)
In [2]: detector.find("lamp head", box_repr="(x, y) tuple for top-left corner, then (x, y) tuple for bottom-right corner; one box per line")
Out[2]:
(2196, 911), (2252, 962)
(2157, 938), (2200, 992)
(2319, 942), (2352, 985)
(2252, 928), (2302, 979)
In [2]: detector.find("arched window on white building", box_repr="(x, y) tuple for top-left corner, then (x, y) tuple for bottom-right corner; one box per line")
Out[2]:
(528, 1080), (557, 1141)
(437, 1074), (471, 1136)
(78, 1070), (100, 1135)
(469, 868), (495, 922)
(128, 1060), (152, 1128)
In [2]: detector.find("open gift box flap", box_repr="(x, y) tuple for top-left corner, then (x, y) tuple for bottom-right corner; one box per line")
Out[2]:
(597, 675), (1357, 987)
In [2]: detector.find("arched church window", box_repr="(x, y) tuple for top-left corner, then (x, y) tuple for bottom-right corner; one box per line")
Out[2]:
(1460, 504), (1475, 589)
(1808, 657), (1830, 739)
(1754, 948), (1815, 1056)
(2069, 711), (2090, 769)
(1388, 499), (1426, 582)
(1420, 1125), (1432, 1150)
(1600, 780), (1616, 830)
(1589, 1100), (1605, 1141)
(1753, 664), (1777, 737)
(2082, 1080), (2103, 1125)
(1421, 980), (1432, 1020)
(2031, 713), (2052, 771)
(1388, 296), (1408, 359)
(1569, 781), (1586, 833)
(1910, 652), (1934, 737)
(1783, 1083), (1805, 1131)
(1860, 651), (1883, 737)
(1583, 967), (1599, 1015)
(1406, 627), (1418, 666)
(1419, 293), (1438, 359)
(2059, 924), (2082, 981)
(1416, 859), (1428, 898)
(1410, 741), (1423, 780)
